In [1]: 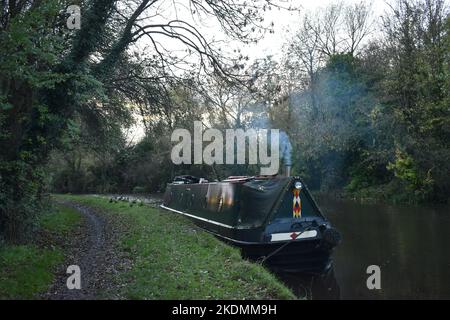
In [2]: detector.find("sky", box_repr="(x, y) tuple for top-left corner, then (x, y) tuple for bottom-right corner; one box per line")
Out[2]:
(240, 0), (391, 61)
(133, 0), (392, 66)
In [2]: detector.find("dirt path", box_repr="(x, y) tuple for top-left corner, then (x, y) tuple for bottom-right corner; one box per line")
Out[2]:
(43, 201), (126, 300)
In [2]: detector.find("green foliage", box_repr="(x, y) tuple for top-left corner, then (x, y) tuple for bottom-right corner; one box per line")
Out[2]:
(387, 149), (434, 200)
(0, 0), (71, 242)
(282, 0), (450, 203)
(0, 160), (47, 243)
(288, 52), (376, 192)
(387, 151), (419, 188)
(0, 202), (81, 299)
(0, 1), (65, 88)
(0, 245), (63, 299)
(375, 0), (450, 202)
(39, 204), (82, 234)
(0, 0), (132, 241)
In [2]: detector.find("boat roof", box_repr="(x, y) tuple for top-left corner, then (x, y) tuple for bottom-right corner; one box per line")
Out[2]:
(222, 175), (277, 183)
(171, 175), (284, 185)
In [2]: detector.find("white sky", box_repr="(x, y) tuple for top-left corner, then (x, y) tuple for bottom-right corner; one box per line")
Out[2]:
(240, 0), (390, 61)
(132, 0), (391, 67)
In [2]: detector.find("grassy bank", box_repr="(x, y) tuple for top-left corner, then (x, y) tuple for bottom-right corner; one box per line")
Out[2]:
(56, 195), (295, 300)
(0, 205), (81, 299)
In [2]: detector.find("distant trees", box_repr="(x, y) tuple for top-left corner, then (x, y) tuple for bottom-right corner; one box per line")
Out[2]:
(281, 0), (449, 202)
(286, 1), (374, 115)
(380, 0), (450, 201)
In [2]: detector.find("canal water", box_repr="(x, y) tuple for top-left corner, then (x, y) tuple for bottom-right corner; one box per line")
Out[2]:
(276, 196), (450, 299)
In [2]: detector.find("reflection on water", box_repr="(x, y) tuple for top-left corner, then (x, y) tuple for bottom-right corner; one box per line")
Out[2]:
(273, 266), (341, 300)
(279, 196), (450, 299)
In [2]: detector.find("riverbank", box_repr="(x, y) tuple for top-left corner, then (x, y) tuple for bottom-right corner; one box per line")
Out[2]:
(313, 183), (450, 206)
(0, 195), (295, 300)
(0, 204), (81, 299)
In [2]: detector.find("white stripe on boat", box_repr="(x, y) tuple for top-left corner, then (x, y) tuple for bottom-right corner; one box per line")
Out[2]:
(160, 204), (236, 229)
(271, 230), (318, 242)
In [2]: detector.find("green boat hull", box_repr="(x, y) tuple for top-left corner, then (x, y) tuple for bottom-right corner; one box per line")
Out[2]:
(161, 176), (340, 273)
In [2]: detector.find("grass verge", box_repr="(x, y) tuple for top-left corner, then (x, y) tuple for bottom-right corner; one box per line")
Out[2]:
(56, 194), (295, 300)
(0, 204), (81, 299)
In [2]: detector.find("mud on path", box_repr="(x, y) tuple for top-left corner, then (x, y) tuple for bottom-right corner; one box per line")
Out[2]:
(42, 201), (130, 300)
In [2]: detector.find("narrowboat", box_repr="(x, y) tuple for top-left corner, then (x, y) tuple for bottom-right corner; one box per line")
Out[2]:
(161, 173), (341, 273)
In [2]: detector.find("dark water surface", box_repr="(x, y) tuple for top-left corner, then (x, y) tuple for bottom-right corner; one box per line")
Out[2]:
(278, 196), (450, 299)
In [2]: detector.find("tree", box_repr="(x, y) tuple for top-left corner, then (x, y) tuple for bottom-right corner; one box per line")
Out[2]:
(286, 1), (374, 119)
(381, 0), (450, 201)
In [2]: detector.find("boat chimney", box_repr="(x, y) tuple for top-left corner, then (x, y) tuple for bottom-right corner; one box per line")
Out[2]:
(285, 165), (291, 177)
(280, 131), (292, 178)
